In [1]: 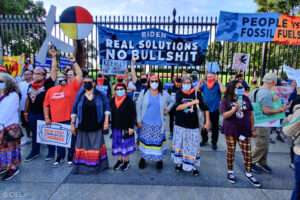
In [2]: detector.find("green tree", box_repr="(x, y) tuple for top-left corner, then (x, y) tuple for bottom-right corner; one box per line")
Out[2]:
(0, 0), (46, 56)
(255, 0), (300, 14)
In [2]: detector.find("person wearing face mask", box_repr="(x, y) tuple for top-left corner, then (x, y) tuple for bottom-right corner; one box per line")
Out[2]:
(71, 77), (110, 174)
(172, 76), (210, 176)
(129, 58), (148, 92)
(96, 73), (112, 98)
(200, 72), (226, 150)
(0, 73), (22, 181)
(24, 48), (57, 162)
(136, 74), (174, 170)
(250, 73), (287, 174)
(110, 83), (136, 171)
(221, 80), (261, 187)
(18, 69), (33, 145)
(43, 55), (82, 166)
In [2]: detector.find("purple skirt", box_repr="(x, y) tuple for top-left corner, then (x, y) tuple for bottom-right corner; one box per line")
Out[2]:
(112, 129), (136, 157)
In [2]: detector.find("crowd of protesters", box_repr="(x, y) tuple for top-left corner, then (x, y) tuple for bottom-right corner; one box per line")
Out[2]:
(0, 47), (300, 199)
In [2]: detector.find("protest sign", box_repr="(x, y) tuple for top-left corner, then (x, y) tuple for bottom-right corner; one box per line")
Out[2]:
(232, 53), (250, 71)
(283, 65), (300, 86)
(35, 56), (72, 69)
(283, 115), (300, 128)
(101, 59), (128, 75)
(3, 55), (25, 77)
(206, 62), (220, 73)
(98, 26), (209, 66)
(36, 5), (74, 64)
(273, 86), (294, 105)
(253, 100), (285, 125)
(255, 120), (281, 128)
(37, 120), (72, 148)
(216, 11), (300, 45)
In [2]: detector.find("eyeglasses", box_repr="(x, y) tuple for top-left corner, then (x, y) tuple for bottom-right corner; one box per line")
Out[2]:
(83, 81), (93, 84)
(115, 88), (125, 91)
(150, 80), (159, 83)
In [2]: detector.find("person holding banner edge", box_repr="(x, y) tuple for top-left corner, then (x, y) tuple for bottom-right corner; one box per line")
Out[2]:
(24, 47), (57, 162)
(250, 73), (287, 173)
(43, 52), (82, 166)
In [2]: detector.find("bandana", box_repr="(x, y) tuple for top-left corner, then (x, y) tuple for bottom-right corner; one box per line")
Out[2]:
(115, 96), (126, 109)
(207, 77), (216, 89)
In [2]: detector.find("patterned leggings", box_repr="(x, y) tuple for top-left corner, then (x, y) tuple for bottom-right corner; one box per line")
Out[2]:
(225, 135), (252, 172)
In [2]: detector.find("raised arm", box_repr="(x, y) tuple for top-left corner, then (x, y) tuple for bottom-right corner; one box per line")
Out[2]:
(130, 58), (138, 83)
(48, 48), (58, 81)
(69, 54), (83, 81)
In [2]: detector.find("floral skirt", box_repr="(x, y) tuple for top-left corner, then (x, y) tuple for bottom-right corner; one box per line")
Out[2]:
(139, 123), (166, 161)
(171, 125), (200, 171)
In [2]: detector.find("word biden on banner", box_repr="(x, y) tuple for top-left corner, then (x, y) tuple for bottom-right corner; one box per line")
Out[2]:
(99, 27), (209, 66)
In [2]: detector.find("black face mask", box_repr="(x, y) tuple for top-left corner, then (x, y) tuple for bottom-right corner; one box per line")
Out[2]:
(84, 82), (93, 91)
(117, 79), (123, 83)
(141, 78), (147, 84)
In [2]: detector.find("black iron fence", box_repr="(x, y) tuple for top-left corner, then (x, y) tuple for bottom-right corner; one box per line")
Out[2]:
(1, 9), (300, 83)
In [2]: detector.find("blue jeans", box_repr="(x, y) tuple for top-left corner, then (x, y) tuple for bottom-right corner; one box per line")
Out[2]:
(291, 154), (300, 200)
(28, 113), (55, 157)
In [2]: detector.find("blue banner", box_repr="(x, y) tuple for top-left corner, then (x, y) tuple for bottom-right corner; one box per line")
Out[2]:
(216, 11), (279, 42)
(35, 57), (72, 69)
(98, 26), (209, 66)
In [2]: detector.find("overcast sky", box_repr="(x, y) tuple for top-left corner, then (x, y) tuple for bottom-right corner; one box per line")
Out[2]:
(40, 0), (257, 18)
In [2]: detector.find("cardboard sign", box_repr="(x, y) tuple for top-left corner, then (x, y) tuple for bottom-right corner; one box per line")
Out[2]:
(253, 100), (285, 125)
(232, 53), (250, 71)
(37, 120), (72, 148)
(3, 55), (25, 77)
(101, 59), (128, 75)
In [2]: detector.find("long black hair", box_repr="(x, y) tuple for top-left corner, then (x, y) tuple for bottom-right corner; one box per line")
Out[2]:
(223, 80), (240, 102)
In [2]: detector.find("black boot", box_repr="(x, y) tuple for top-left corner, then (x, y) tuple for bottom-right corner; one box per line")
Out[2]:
(139, 158), (146, 169)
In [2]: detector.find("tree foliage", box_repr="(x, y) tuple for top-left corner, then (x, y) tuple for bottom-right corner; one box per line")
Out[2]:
(0, 0), (46, 56)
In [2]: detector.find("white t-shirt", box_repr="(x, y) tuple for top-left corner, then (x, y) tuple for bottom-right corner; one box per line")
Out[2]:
(18, 81), (29, 111)
(0, 92), (20, 128)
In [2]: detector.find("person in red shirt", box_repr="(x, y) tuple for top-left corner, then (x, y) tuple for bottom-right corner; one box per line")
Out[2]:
(44, 54), (82, 166)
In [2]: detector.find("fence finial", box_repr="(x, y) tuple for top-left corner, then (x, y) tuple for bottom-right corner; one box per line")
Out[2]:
(172, 8), (177, 18)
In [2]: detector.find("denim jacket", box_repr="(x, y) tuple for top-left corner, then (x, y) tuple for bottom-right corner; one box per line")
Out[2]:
(72, 88), (110, 127)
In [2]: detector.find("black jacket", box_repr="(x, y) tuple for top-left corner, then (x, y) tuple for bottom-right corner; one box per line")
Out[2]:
(111, 96), (136, 129)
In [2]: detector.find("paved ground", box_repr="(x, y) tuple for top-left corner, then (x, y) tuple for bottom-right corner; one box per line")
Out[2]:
(0, 132), (294, 200)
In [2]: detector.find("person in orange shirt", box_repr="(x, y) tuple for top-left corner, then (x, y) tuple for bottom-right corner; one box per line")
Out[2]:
(44, 54), (82, 167)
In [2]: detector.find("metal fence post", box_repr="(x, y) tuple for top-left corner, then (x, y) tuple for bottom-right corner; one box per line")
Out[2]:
(171, 8), (177, 78)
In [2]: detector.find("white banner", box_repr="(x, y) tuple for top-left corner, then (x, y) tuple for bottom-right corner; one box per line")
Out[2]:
(37, 120), (72, 148)
(283, 65), (300, 86)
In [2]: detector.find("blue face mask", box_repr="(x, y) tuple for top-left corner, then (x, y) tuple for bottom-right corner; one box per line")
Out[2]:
(116, 89), (126, 97)
(235, 88), (245, 96)
(0, 82), (5, 90)
(182, 84), (192, 91)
